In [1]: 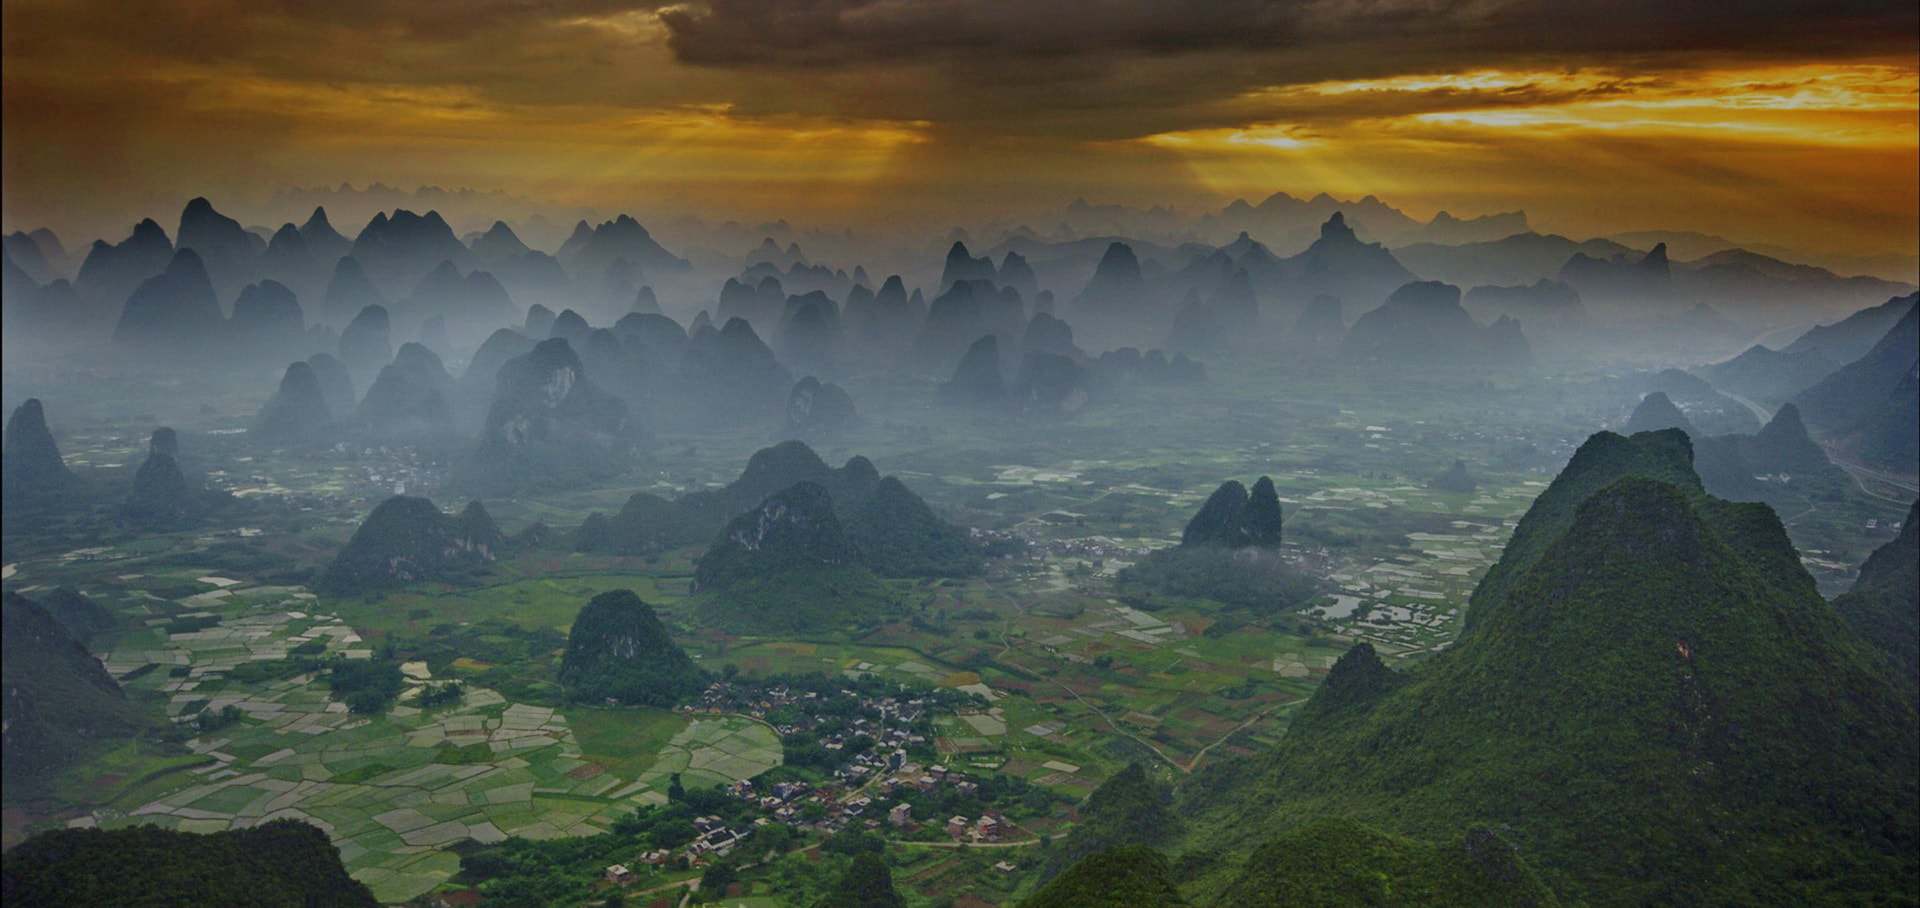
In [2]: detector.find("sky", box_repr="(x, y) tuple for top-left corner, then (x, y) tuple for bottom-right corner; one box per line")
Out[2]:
(3, 0), (1917, 262)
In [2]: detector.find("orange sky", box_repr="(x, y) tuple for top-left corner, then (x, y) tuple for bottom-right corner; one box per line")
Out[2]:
(3, 0), (1916, 264)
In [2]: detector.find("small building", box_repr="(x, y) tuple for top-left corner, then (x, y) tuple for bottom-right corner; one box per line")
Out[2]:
(947, 816), (970, 839)
(604, 864), (634, 885)
(889, 803), (913, 828)
(994, 860), (1018, 873)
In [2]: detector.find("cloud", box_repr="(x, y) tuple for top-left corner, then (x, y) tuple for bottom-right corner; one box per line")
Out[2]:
(0, 0), (1914, 259)
(656, 0), (1919, 71)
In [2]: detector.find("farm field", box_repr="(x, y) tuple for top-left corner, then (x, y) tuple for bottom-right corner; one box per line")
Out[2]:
(3, 361), (1907, 905)
(21, 570), (779, 902)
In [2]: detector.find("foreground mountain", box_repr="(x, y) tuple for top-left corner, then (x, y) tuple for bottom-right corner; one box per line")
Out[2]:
(2, 592), (141, 797)
(1206, 819), (1558, 907)
(816, 852), (906, 908)
(558, 590), (704, 707)
(1023, 846), (1186, 908)
(1184, 430), (1918, 904)
(315, 496), (502, 593)
(1834, 500), (1919, 696)
(1, 820), (377, 907)
(31, 587), (115, 646)
(1039, 763), (1178, 881)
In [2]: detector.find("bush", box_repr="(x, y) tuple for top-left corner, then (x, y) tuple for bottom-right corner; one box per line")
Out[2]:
(330, 658), (404, 714)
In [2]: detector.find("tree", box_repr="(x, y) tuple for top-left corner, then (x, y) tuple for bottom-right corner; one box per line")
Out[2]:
(700, 859), (738, 897)
(667, 773), (686, 802)
(814, 853), (903, 908)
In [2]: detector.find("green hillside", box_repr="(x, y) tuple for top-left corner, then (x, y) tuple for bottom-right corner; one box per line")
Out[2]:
(1, 592), (143, 798)
(1, 819), (376, 907)
(1179, 431), (1919, 905)
(558, 589), (706, 706)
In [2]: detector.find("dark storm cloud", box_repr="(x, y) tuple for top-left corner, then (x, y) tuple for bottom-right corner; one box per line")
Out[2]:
(661, 0), (1299, 64)
(659, 0), (1918, 68)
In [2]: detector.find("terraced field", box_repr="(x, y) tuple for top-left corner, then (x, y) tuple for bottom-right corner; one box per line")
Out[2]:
(52, 574), (779, 903)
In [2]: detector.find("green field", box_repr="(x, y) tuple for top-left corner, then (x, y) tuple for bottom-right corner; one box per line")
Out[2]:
(564, 707), (692, 779)
(5, 356), (1908, 905)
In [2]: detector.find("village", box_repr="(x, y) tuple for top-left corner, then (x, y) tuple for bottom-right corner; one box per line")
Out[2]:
(598, 678), (1038, 891)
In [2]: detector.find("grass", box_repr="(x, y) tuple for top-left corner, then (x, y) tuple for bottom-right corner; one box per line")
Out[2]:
(49, 741), (214, 813)
(563, 707), (691, 779)
(320, 571), (688, 637)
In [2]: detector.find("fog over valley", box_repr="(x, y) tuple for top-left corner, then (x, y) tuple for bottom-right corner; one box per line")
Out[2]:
(2, 2), (1916, 906)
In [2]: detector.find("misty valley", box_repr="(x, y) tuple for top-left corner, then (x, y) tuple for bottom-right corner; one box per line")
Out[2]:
(1, 191), (1915, 908)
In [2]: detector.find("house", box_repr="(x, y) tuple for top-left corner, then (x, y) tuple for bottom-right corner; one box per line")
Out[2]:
(994, 861), (1018, 873)
(976, 815), (1002, 841)
(889, 803), (913, 828)
(947, 816), (970, 839)
(605, 864), (634, 885)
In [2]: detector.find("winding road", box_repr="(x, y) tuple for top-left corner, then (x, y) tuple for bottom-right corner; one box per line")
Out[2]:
(1717, 389), (1915, 506)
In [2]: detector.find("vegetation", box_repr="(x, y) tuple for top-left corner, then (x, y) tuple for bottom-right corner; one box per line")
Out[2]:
(1213, 819), (1557, 907)
(842, 476), (984, 577)
(1116, 545), (1318, 614)
(327, 657), (405, 714)
(1834, 498), (1919, 698)
(557, 589), (705, 705)
(1043, 763), (1176, 880)
(1180, 477), (1283, 548)
(314, 495), (498, 594)
(1023, 846), (1186, 908)
(814, 852), (905, 908)
(0, 820), (377, 907)
(1182, 437), (1920, 905)
(1, 592), (142, 797)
